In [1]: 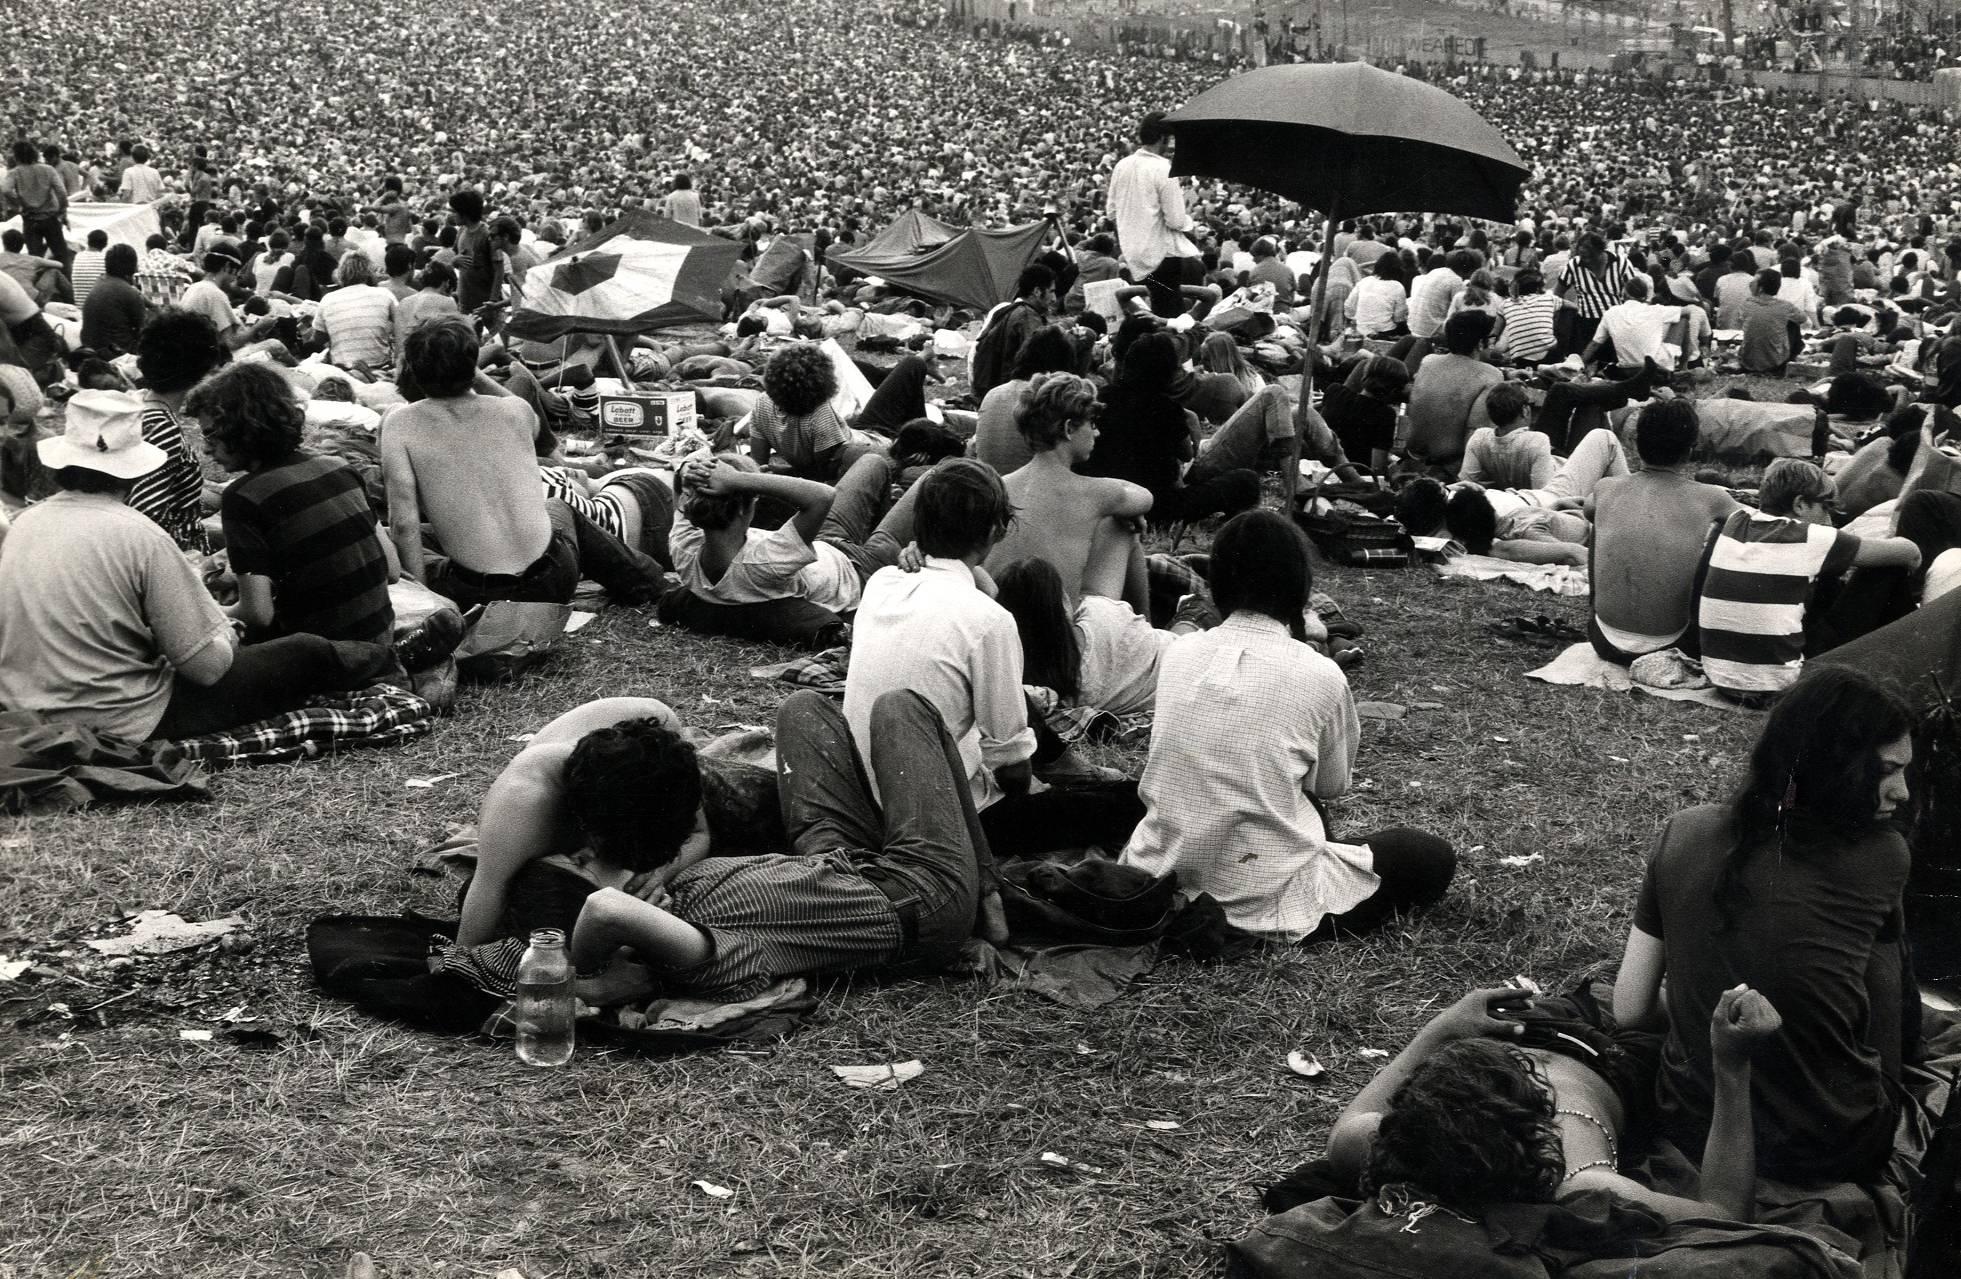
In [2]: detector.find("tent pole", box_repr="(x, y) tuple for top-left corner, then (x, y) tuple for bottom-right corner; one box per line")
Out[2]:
(606, 334), (632, 384)
(1308, 193), (1341, 348)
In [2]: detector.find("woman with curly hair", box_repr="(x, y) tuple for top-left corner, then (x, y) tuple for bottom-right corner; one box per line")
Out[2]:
(1327, 984), (1781, 1221)
(749, 340), (864, 482)
(1614, 667), (1918, 1185)
(187, 362), (398, 645)
(131, 307), (229, 549)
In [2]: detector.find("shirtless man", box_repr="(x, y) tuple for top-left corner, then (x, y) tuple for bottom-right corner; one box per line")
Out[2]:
(382, 317), (664, 608)
(986, 372), (1152, 603)
(1589, 398), (1740, 663)
(1327, 984), (1782, 1223)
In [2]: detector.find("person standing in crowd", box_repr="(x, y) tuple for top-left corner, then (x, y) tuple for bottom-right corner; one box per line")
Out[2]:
(1554, 233), (1631, 359)
(1106, 111), (1202, 319)
(1, 140), (72, 276)
(664, 174), (702, 226)
(449, 189), (498, 320)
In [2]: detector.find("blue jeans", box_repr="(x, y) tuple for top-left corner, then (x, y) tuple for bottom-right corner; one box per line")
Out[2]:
(775, 689), (988, 963)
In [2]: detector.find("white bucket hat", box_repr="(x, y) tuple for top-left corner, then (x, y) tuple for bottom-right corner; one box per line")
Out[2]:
(36, 390), (166, 480)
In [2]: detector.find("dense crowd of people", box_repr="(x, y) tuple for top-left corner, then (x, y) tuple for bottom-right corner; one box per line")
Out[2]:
(4, 1), (1960, 1270)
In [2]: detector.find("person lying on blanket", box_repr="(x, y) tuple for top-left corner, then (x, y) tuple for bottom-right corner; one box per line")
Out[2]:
(1326, 984), (1784, 1222)
(446, 690), (1008, 1003)
(1396, 423), (1633, 568)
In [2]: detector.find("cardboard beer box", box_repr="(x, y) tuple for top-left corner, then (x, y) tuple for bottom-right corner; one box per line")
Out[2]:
(596, 391), (696, 440)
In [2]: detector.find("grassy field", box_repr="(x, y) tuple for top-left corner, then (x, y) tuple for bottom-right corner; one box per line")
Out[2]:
(0, 516), (1763, 1276)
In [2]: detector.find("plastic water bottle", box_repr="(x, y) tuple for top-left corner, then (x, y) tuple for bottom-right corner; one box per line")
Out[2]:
(513, 928), (575, 1067)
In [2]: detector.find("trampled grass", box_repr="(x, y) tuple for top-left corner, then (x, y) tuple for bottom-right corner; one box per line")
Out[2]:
(0, 537), (1759, 1277)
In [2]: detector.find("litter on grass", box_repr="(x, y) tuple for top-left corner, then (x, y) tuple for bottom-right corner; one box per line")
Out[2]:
(692, 1180), (736, 1199)
(405, 773), (462, 789)
(564, 611), (598, 635)
(1358, 1048), (1391, 1060)
(0, 956), (29, 982)
(1144, 1119), (1182, 1131)
(84, 910), (243, 957)
(1286, 1051), (1326, 1079)
(1356, 701), (1405, 721)
(1498, 854), (1544, 868)
(179, 1029), (214, 1042)
(831, 1060), (924, 1090)
(1038, 1151), (1106, 1175)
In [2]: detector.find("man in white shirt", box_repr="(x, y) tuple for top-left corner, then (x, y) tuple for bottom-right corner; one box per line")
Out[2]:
(1105, 111), (1202, 317)
(1588, 276), (1687, 371)
(180, 251), (278, 351)
(1407, 247), (1477, 340)
(115, 145), (164, 203)
(844, 460), (1143, 858)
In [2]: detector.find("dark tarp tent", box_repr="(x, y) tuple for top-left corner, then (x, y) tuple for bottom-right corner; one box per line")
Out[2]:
(505, 211), (743, 341)
(829, 212), (1050, 313)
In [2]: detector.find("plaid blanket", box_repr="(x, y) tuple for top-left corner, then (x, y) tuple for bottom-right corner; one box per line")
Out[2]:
(750, 646), (850, 695)
(751, 647), (1150, 744)
(172, 684), (435, 769)
(1024, 686), (1154, 746)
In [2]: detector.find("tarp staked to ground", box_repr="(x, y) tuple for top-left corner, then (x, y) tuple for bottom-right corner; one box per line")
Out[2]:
(0, 202), (162, 254)
(505, 210), (743, 341)
(829, 213), (1049, 313)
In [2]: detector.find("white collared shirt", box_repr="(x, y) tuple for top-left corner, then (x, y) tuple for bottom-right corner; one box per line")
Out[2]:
(844, 558), (1036, 811)
(1105, 148), (1199, 278)
(1121, 613), (1378, 940)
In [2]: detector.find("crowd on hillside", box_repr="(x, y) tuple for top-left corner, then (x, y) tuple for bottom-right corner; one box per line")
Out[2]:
(3, 0), (1960, 1270)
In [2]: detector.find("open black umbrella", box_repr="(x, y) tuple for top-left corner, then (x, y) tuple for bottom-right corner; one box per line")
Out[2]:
(1164, 61), (1529, 331)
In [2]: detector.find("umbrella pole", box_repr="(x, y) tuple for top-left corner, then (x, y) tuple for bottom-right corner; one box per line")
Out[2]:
(606, 334), (633, 384)
(1308, 195), (1341, 347)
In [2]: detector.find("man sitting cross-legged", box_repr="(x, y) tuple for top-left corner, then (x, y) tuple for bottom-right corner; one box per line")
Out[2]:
(380, 316), (665, 610)
(1588, 398), (1741, 664)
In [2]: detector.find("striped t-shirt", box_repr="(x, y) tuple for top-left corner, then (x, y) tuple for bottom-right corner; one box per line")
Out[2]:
(129, 404), (208, 551)
(69, 249), (107, 304)
(1695, 510), (1857, 694)
(1497, 294), (1560, 363)
(220, 451), (393, 644)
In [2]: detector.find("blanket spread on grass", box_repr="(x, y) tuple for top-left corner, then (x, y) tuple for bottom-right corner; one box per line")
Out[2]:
(172, 684), (435, 769)
(1435, 553), (1589, 596)
(1526, 643), (1755, 711)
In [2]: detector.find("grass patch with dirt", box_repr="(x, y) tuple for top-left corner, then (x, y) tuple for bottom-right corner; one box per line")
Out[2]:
(0, 521), (1765, 1277)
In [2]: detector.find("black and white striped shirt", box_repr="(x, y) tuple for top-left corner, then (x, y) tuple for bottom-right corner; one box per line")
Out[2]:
(1559, 251), (1634, 320)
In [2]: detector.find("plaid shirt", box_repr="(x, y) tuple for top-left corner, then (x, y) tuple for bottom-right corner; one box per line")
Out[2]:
(171, 684), (434, 768)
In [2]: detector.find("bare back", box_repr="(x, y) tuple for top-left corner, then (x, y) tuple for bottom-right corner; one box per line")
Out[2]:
(388, 394), (553, 576)
(1591, 472), (1738, 637)
(990, 464), (1138, 601)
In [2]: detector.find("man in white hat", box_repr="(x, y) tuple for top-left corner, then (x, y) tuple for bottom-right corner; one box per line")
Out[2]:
(0, 390), (397, 741)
